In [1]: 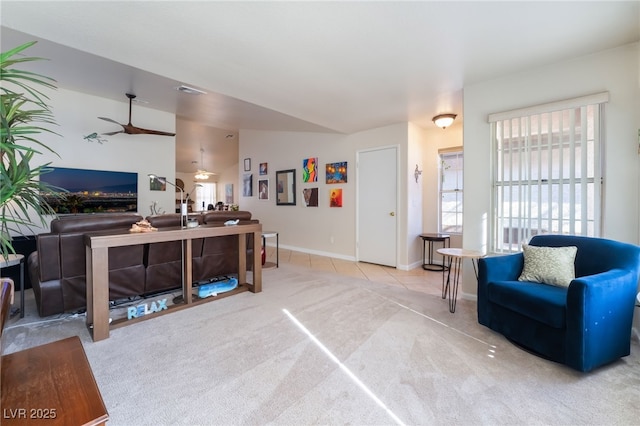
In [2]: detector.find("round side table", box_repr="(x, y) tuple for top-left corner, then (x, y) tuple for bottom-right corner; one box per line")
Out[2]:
(0, 254), (25, 318)
(419, 233), (450, 271)
(436, 248), (484, 313)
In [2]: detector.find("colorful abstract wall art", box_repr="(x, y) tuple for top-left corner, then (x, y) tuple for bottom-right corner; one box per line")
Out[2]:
(326, 161), (347, 184)
(302, 188), (318, 207)
(302, 157), (318, 182)
(329, 188), (343, 207)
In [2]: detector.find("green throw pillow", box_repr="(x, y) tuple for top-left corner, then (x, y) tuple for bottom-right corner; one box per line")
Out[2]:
(518, 244), (577, 287)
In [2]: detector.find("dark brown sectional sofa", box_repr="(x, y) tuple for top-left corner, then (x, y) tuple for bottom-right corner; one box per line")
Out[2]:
(27, 211), (258, 317)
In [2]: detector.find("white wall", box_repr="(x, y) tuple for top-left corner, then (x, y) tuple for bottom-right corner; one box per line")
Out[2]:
(239, 123), (415, 265)
(463, 44), (640, 308)
(25, 88), (176, 231)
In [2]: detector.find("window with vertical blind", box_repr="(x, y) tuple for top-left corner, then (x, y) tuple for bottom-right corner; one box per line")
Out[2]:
(439, 148), (463, 234)
(488, 92), (607, 253)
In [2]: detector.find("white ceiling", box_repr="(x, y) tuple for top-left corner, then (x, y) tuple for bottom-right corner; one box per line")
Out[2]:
(1, 1), (639, 173)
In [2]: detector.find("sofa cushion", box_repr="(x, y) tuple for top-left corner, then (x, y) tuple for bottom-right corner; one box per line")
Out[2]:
(487, 280), (567, 328)
(518, 244), (577, 287)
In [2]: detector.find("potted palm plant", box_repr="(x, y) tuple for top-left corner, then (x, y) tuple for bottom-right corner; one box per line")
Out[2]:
(1, 41), (60, 261)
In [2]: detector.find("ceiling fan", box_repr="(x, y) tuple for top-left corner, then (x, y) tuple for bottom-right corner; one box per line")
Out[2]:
(194, 148), (216, 180)
(98, 93), (176, 137)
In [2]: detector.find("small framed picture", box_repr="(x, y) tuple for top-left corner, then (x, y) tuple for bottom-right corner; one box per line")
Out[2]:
(244, 158), (251, 171)
(258, 179), (269, 200)
(259, 162), (268, 175)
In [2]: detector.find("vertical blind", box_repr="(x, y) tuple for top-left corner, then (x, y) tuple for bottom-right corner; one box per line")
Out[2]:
(488, 93), (608, 252)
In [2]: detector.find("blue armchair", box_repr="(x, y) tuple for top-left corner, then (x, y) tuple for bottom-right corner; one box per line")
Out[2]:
(478, 235), (640, 372)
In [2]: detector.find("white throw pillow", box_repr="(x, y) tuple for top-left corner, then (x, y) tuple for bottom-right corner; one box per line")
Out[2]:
(518, 244), (577, 287)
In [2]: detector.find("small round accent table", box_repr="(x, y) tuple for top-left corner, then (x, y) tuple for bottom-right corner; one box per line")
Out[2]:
(0, 254), (25, 318)
(419, 233), (450, 271)
(436, 248), (484, 313)
(262, 231), (279, 268)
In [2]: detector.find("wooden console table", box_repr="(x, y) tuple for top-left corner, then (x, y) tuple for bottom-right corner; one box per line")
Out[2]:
(84, 222), (262, 341)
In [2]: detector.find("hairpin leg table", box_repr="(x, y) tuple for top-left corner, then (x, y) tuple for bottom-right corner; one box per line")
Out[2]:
(436, 248), (484, 313)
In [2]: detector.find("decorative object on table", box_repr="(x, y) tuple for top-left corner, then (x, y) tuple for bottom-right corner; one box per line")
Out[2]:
(230, 204), (239, 211)
(98, 93), (176, 136)
(276, 169), (296, 205)
(242, 173), (253, 196)
(478, 234), (640, 372)
(244, 158), (251, 171)
(414, 164), (422, 183)
(148, 174), (187, 228)
(302, 188), (318, 207)
(149, 201), (165, 215)
(329, 188), (343, 207)
(225, 184), (234, 204)
(258, 179), (269, 200)
(149, 175), (166, 191)
(259, 162), (268, 175)
(302, 157), (318, 182)
(129, 219), (157, 233)
(186, 218), (199, 228)
(326, 161), (347, 184)
(1, 41), (61, 260)
(83, 132), (107, 144)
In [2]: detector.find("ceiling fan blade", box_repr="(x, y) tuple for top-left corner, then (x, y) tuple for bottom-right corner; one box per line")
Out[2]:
(127, 126), (176, 137)
(102, 130), (124, 136)
(98, 94), (176, 137)
(98, 117), (124, 126)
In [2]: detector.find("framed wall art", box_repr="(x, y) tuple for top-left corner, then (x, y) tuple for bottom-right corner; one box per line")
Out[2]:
(242, 173), (253, 196)
(326, 161), (347, 184)
(302, 157), (318, 182)
(258, 179), (269, 200)
(276, 169), (296, 205)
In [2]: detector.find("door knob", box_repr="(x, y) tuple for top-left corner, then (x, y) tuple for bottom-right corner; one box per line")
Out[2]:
(389, 212), (395, 216)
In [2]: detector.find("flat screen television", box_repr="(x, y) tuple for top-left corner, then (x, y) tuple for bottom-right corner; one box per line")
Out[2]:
(40, 167), (138, 214)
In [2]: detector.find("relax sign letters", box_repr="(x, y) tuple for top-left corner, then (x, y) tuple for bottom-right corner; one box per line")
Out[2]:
(127, 299), (168, 320)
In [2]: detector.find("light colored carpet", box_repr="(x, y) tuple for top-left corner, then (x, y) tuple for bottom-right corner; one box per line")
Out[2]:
(3, 264), (640, 425)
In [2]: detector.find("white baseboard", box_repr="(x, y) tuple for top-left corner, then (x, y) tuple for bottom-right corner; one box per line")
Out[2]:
(274, 243), (356, 262)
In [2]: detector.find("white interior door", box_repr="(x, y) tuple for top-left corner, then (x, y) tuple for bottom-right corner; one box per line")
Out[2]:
(357, 146), (397, 267)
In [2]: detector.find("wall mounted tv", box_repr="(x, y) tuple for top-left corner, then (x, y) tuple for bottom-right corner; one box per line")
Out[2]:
(40, 167), (138, 214)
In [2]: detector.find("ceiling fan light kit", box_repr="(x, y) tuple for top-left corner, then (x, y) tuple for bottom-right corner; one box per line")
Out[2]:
(194, 147), (215, 180)
(98, 93), (176, 136)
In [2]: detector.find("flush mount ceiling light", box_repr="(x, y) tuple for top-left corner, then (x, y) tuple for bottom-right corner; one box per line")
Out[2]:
(175, 85), (207, 95)
(432, 113), (457, 129)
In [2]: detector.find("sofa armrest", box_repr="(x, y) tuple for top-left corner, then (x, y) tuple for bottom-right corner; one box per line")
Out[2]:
(478, 253), (524, 284)
(477, 253), (524, 324)
(565, 268), (638, 371)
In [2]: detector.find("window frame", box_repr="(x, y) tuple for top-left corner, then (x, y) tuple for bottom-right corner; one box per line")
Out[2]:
(438, 147), (464, 235)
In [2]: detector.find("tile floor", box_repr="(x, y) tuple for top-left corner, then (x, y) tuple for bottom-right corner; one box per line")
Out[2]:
(263, 245), (446, 298)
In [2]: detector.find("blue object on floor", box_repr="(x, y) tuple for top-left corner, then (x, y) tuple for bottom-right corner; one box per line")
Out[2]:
(197, 277), (238, 298)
